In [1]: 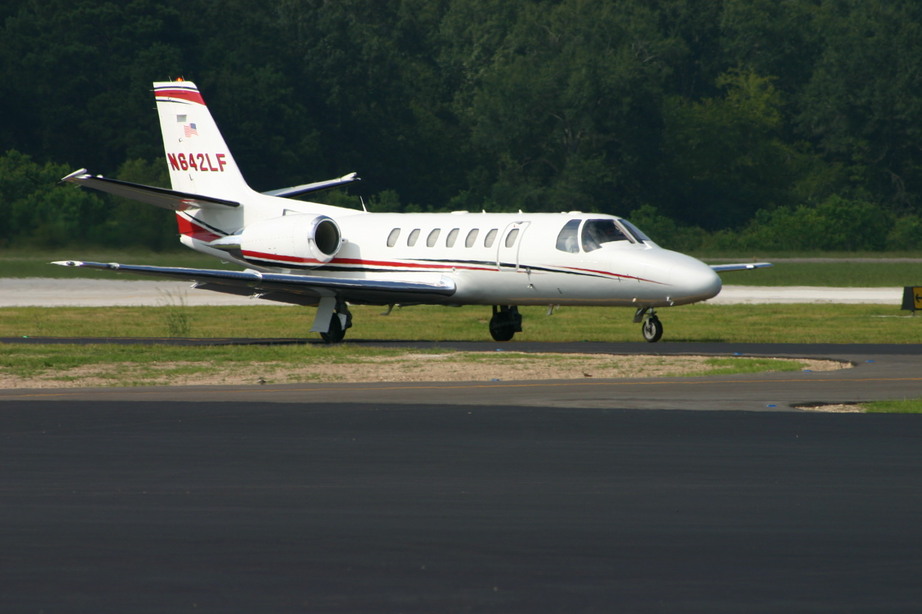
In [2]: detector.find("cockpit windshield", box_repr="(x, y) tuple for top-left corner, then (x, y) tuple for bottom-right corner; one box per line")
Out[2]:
(618, 218), (651, 243)
(581, 219), (631, 252)
(556, 218), (653, 253)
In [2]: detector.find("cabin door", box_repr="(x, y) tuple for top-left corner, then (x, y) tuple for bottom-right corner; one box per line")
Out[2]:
(496, 221), (530, 272)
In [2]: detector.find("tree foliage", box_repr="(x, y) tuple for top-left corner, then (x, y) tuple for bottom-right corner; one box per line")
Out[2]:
(2, 0), (922, 250)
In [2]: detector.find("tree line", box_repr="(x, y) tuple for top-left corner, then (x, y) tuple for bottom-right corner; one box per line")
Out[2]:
(1, 0), (921, 252)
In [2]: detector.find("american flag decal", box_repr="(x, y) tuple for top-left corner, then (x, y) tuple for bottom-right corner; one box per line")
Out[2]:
(183, 123), (198, 137)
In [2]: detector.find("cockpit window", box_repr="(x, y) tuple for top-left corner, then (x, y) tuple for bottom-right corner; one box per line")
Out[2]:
(555, 219), (581, 253)
(581, 219), (631, 252)
(618, 218), (651, 243)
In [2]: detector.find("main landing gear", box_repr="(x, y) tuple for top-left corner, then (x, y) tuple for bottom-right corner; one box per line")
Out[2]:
(320, 301), (353, 344)
(489, 305), (522, 341)
(635, 307), (663, 343)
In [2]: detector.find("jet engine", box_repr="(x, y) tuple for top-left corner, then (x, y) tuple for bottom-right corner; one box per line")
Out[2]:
(211, 214), (343, 267)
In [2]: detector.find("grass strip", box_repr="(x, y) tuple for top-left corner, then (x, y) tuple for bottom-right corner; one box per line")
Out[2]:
(2, 303), (918, 344)
(0, 343), (819, 388)
(864, 399), (922, 414)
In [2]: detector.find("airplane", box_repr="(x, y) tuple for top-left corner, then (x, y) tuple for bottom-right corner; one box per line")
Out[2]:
(56, 79), (770, 343)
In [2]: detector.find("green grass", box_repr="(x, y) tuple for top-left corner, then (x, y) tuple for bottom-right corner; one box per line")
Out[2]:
(711, 261), (922, 287)
(0, 302), (916, 388)
(2, 303), (919, 343)
(0, 341), (814, 387)
(864, 399), (922, 414)
(683, 357), (806, 376)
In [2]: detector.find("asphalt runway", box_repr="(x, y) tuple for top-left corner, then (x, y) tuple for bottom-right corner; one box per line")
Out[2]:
(2, 398), (922, 613)
(0, 342), (921, 612)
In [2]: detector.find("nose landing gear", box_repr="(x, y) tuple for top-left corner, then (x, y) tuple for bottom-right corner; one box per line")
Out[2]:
(635, 307), (663, 343)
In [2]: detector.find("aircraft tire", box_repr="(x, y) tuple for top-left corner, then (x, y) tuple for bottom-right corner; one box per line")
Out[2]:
(320, 314), (346, 344)
(489, 324), (516, 342)
(642, 316), (663, 343)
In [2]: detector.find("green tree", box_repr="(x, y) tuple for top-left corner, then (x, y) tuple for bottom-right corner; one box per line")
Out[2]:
(797, 0), (922, 214)
(460, 0), (679, 213)
(661, 69), (801, 228)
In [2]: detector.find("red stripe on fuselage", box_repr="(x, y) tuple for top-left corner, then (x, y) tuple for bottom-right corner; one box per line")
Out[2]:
(176, 214), (222, 242)
(241, 250), (493, 271)
(155, 88), (205, 105)
(561, 266), (664, 284)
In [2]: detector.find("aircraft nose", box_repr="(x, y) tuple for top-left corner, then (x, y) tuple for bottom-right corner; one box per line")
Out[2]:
(686, 262), (722, 301)
(657, 252), (722, 304)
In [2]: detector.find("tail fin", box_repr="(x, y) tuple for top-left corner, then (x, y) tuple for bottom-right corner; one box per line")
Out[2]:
(153, 80), (253, 200)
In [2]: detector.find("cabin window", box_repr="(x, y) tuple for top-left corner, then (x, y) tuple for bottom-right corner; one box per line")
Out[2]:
(505, 228), (520, 248)
(484, 228), (498, 248)
(446, 228), (459, 247)
(387, 228), (400, 247)
(427, 229), (441, 247)
(581, 219), (631, 252)
(465, 229), (479, 247)
(407, 228), (420, 247)
(556, 219), (581, 253)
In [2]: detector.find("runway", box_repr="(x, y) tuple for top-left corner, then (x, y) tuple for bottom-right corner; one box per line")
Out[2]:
(1, 341), (921, 612)
(2, 398), (921, 613)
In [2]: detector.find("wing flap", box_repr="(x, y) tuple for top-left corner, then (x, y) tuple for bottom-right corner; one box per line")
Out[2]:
(52, 260), (456, 306)
(61, 169), (239, 211)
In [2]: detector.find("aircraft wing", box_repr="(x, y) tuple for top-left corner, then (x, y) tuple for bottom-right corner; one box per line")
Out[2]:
(61, 169), (239, 211)
(709, 262), (773, 272)
(51, 260), (456, 306)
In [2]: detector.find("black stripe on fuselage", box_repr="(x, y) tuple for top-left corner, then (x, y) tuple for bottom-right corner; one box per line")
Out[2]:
(240, 256), (639, 282)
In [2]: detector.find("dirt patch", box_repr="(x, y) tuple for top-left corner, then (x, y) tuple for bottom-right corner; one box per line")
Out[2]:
(0, 353), (848, 389)
(794, 403), (865, 413)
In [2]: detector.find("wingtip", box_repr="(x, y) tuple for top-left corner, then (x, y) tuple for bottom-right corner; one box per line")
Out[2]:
(60, 169), (91, 183)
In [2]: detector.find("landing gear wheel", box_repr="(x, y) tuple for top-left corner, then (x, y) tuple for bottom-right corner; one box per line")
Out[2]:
(319, 303), (352, 344)
(320, 313), (345, 344)
(489, 305), (522, 342)
(490, 322), (516, 342)
(642, 316), (663, 343)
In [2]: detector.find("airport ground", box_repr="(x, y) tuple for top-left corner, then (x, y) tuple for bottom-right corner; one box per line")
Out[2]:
(1, 280), (921, 612)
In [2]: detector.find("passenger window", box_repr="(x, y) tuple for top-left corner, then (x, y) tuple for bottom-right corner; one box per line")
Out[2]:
(387, 228), (400, 247)
(407, 228), (420, 247)
(465, 229), (479, 247)
(505, 228), (519, 248)
(427, 229), (441, 247)
(556, 219), (581, 253)
(446, 228), (459, 247)
(484, 228), (498, 248)
(581, 219), (631, 252)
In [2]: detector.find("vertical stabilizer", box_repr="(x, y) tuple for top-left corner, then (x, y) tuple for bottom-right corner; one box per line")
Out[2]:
(153, 80), (252, 200)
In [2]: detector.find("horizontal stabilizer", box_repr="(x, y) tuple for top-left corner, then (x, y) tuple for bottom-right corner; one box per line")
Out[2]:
(263, 172), (360, 198)
(51, 260), (456, 306)
(61, 169), (239, 211)
(710, 262), (773, 273)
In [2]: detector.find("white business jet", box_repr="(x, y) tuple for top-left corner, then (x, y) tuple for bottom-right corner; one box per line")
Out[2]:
(56, 79), (769, 343)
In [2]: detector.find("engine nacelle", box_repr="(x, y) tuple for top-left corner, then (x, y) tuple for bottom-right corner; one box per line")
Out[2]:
(237, 214), (343, 267)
